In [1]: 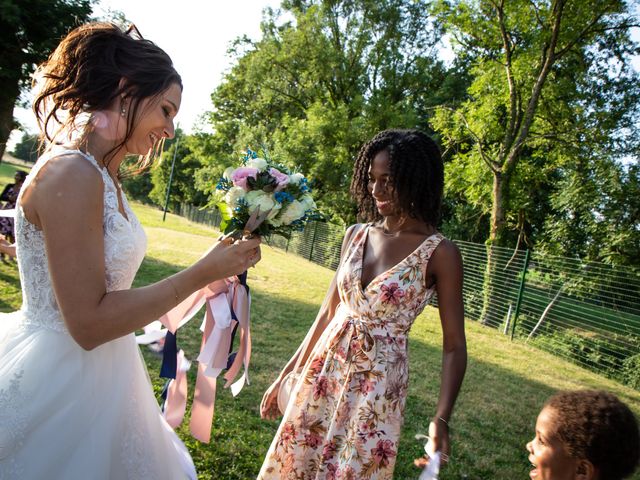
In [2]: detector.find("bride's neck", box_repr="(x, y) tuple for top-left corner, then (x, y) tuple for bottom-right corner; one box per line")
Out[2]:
(73, 131), (127, 175)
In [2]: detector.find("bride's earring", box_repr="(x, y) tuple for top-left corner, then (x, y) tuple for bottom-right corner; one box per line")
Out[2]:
(120, 105), (127, 117)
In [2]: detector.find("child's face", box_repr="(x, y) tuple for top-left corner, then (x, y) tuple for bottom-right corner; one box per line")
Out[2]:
(526, 407), (579, 479)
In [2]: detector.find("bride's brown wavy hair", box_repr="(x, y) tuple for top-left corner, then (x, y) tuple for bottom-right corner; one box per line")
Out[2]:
(33, 22), (182, 169)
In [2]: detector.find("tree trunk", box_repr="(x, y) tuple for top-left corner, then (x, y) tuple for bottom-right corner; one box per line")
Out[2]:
(480, 171), (510, 326)
(0, 77), (21, 164)
(527, 284), (565, 341)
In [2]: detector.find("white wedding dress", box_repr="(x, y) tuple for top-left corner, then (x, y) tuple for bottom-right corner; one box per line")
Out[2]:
(0, 148), (196, 479)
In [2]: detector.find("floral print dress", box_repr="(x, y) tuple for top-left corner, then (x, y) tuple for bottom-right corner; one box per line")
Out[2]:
(258, 224), (444, 480)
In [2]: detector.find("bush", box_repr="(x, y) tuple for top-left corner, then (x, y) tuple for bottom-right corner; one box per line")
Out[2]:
(531, 329), (638, 389)
(622, 354), (640, 390)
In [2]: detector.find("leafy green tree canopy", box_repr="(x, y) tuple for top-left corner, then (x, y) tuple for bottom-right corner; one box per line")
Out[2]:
(0, 0), (94, 160)
(200, 0), (466, 223)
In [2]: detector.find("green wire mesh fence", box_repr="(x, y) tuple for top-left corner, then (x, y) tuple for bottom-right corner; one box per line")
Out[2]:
(177, 204), (640, 390)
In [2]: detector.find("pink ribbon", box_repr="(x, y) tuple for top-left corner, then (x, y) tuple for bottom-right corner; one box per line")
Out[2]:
(164, 350), (189, 429)
(158, 276), (252, 443)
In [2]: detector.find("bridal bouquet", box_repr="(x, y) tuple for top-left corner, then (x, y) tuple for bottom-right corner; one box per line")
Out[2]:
(214, 148), (321, 238)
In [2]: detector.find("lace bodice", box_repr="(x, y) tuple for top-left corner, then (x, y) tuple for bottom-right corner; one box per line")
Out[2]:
(14, 148), (147, 333)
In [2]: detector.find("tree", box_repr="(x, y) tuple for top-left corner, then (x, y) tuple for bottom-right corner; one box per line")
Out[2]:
(0, 0), (93, 161)
(148, 130), (209, 210)
(541, 161), (640, 269)
(199, 0), (467, 223)
(432, 0), (640, 324)
(10, 131), (39, 163)
(434, 0), (639, 246)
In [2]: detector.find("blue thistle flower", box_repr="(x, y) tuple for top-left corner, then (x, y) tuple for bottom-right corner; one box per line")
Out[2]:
(274, 191), (294, 203)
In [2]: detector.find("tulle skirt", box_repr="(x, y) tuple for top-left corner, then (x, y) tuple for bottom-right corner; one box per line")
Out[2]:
(0, 311), (196, 480)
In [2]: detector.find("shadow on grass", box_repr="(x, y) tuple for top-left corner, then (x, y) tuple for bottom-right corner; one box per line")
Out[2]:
(135, 257), (622, 480)
(5, 253), (636, 479)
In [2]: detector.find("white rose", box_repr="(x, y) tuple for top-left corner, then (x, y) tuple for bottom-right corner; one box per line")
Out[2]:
(276, 200), (307, 226)
(246, 157), (268, 171)
(222, 166), (235, 181)
(300, 194), (316, 212)
(267, 203), (282, 220)
(224, 186), (246, 207)
(245, 190), (276, 214)
(289, 173), (305, 185)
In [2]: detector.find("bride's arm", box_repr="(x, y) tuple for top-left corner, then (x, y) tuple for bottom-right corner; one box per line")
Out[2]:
(23, 154), (259, 351)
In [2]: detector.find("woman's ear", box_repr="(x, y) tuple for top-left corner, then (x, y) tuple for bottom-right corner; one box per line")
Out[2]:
(575, 458), (596, 480)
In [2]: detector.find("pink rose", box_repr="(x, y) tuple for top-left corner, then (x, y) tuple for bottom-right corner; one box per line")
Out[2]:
(231, 167), (259, 190)
(278, 422), (297, 449)
(326, 463), (338, 480)
(309, 355), (325, 375)
(304, 431), (323, 449)
(269, 168), (290, 191)
(358, 377), (376, 394)
(322, 440), (338, 461)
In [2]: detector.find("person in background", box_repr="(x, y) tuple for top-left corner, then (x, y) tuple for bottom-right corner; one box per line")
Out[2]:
(0, 170), (27, 262)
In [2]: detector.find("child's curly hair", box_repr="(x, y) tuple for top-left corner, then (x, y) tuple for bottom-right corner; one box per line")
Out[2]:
(545, 390), (639, 479)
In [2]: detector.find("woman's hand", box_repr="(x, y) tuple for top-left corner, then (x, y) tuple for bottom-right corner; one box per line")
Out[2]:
(413, 417), (450, 470)
(199, 235), (262, 282)
(429, 417), (450, 463)
(260, 378), (282, 420)
(0, 236), (16, 258)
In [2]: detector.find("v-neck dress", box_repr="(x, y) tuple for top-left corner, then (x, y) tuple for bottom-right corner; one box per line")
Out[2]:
(258, 223), (444, 479)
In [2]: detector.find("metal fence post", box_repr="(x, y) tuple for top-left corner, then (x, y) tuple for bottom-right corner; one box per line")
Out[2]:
(308, 221), (319, 262)
(162, 136), (180, 222)
(510, 248), (530, 340)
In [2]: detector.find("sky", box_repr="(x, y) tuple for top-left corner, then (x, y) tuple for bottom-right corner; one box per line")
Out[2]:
(9, 0), (280, 147)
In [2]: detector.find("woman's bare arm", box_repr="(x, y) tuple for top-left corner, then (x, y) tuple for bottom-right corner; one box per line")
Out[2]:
(427, 239), (467, 458)
(23, 154), (260, 350)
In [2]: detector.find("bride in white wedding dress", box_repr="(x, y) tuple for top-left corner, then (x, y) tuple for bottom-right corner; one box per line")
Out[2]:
(0, 23), (261, 479)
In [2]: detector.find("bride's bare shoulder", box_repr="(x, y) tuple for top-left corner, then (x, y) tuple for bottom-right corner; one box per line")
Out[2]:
(21, 152), (104, 227)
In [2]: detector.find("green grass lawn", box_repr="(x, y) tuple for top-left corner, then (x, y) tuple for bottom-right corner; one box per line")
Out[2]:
(1, 200), (639, 479)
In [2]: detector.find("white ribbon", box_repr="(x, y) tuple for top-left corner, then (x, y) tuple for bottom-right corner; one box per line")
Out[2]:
(417, 435), (441, 480)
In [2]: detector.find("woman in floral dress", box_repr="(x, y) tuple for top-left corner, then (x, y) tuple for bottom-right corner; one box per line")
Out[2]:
(259, 129), (467, 479)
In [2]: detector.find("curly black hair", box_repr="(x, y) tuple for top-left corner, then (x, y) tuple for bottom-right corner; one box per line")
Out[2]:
(545, 390), (640, 480)
(350, 129), (444, 226)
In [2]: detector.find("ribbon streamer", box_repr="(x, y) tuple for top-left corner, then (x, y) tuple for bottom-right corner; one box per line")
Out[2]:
(143, 275), (252, 443)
